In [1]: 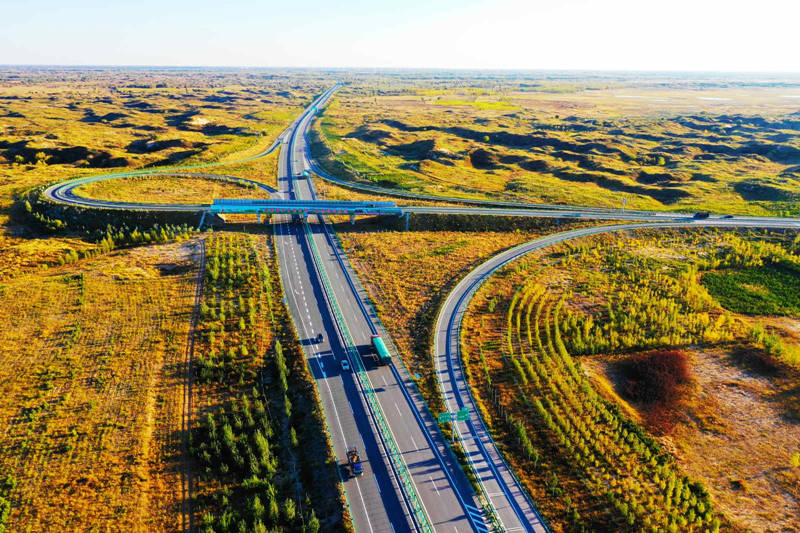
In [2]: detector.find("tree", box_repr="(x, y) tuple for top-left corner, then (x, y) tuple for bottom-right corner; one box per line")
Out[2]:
(251, 495), (265, 521)
(304, 511), (320, 533)
(283, 498), (296, 522)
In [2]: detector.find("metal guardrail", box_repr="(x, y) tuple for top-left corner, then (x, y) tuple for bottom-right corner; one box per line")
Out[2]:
(301, 220), (435, 533)
(322, 223), (505, 532)
(302, 108), (502, 532)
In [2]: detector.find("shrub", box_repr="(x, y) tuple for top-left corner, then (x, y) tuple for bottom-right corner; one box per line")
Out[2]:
(622, 350), (690, 405)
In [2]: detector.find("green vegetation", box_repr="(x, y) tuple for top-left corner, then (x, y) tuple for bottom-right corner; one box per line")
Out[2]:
(0, 475), (15, 533)
(462, 228), (800, 531)
(190, 234), (346, 533)
(702, 263), (800, 316)
(698, 232), (800, 316)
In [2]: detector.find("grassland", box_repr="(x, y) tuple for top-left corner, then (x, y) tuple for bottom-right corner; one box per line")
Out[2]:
(75, 175), (269, 205)
(0, 67), (317, 281)
(334, 216), (591, 415)
(311, 74), (800, 216)
(0, 239), (198, 532)
(459, 228), (800, 531)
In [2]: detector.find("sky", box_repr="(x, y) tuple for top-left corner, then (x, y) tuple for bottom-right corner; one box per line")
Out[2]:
(1, 0), (799, 71)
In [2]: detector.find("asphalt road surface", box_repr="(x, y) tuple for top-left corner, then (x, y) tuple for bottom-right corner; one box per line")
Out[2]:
(281, 86), (491, 533)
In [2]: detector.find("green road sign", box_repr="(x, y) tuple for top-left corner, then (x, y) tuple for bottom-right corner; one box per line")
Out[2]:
(438, 412), (451, 423)
(456, 408), (469, 421)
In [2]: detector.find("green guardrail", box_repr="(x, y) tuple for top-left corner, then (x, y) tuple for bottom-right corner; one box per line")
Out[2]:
(302, 220), (434, 533)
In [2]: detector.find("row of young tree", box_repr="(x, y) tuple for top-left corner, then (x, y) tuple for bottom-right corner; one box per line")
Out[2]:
(191, 234), (346, 533)
(60, 223), (196, 264)
(501, 283), (720, 531)
(467, 229), (800, 530)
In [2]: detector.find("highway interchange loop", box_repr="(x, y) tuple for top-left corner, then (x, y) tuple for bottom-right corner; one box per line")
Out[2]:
(44, 85), (800, 533)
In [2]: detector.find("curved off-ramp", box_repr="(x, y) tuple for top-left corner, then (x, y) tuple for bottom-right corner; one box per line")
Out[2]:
(42, 121), (286, 210)
(433, 219), (800, 533)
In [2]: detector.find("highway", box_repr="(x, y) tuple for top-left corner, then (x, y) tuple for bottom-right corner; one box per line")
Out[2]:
(273, 87), (414, 533)
(281, 86), (490, 532)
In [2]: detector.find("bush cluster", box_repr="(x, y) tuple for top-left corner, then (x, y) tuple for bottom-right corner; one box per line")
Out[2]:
(621, 350), (690, 405)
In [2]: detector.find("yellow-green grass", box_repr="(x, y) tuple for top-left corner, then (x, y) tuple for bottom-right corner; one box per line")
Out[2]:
(460, 228), (800, 531)
(313, 83), (800, 216)
(0, 239), (198, 531)
(0, 71), (316, 280)
(75, 175), (269, 205)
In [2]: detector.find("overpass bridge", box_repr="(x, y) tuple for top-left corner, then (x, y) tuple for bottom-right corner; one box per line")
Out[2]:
(202, 198), (406, 226)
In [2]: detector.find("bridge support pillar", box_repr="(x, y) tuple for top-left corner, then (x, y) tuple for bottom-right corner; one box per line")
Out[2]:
(257, 212), (261, 224)
(404, 212), (410, 231)
(198, 211), (207, 230)
(303, 212), (308, 222)
(350, 213), (356, 225)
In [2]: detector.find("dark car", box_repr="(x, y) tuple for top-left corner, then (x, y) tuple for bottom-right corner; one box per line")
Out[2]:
(693, 212), (710, 219)
(722, 214), (734, 219)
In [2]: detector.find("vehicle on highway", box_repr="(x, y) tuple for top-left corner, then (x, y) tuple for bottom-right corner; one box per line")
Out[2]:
(317, 332), (324, 343)
(722, 214), (734, 219)
(371, 334), (392, 365)
(340, 359), (350, 372)
(693, 211), (711, 219)
(347, 447), (363, 477)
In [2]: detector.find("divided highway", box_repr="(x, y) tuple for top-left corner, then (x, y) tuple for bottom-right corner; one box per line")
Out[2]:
(281, 86), (490, 532)
(273, 86), (413, 533)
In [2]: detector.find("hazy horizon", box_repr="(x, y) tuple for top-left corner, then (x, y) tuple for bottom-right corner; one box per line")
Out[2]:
(2, 0), (800, 72)
(3, 65), (800, 75)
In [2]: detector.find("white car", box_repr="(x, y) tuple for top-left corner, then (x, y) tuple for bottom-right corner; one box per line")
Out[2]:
(340, 359), (350, 371)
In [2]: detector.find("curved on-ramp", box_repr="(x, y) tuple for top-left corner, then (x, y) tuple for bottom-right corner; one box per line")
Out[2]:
(42, 123), (285, 211)
(433, 219), (800, 533)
